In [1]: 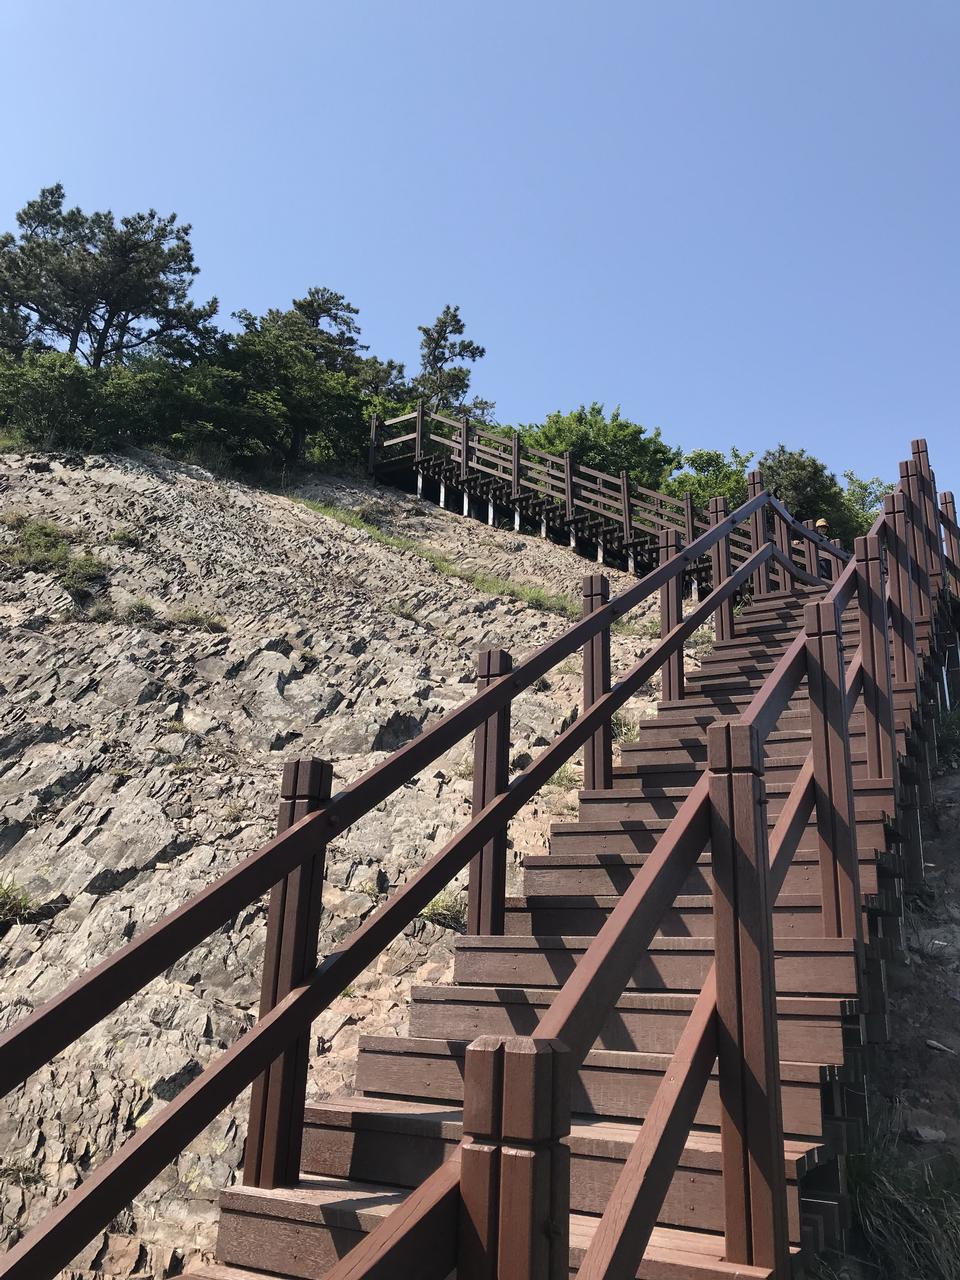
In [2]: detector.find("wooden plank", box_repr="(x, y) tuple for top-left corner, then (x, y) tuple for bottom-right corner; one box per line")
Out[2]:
(468, 650), (512, 936)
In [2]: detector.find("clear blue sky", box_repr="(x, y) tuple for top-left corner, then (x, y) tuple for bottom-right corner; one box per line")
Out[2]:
(2, 2), (957, 487)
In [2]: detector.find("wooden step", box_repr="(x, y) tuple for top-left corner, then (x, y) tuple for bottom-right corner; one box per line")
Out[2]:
(407, 984), (862, 1065)
(576, 783), (895, 823)
(504, 891), (897, 940)
(354, 1034), (846, 1139)
(523, 848), (900, 900)
(211, 1174), (789, 1279)
(298, 1095), (825, 1241)
(452, 933), (861, 997)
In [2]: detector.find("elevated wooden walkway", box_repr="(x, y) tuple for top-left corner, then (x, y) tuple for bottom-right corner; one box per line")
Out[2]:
(2, 438), (958, 1280)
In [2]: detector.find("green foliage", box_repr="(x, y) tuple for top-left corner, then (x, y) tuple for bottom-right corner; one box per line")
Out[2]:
(546, 763), (578, 788)
(414, 304), (490, 420)
(167, 606), (226, 632)
(758, 444), (890, 548)
(122, 600), (157, 624)
(664, 447), (754, 512)
(109, 528), (141, 549)
(518, 403), (681, 490)
(0, 875), (34, 927)
(0, 183), (217, 367)
(0, 514), (105, 596)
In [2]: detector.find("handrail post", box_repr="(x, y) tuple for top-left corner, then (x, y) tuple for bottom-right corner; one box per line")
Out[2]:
(460, 416), (470, 482)
(912, 438), (946, 603)
(511, 429), (521, 500)
(708, 496), (735, 643)
(707, 722), (790, 1277)
(467, 648), (513, 936)
(805, 601), (863, 940)
(414, 398), (425, 461)
(683, 491), (696, 547)
(883, 491), (920, 694)
(802, 519), (819, 579)
(899, 459), (934, 653)
(564, 450), (575, 541)
(582, 575), (612, 790)
(620, 470), (633, 543)
(855, 535), (897, 785)
(772, 506), (792, 592)
(747, 470), (771, 596)
(367, 413), (380, 475)
(459, 1035), (571, 1280)
(941, 490), (960, 597)
(244, 756), (333, 1189)
(659, 528), (684, 702)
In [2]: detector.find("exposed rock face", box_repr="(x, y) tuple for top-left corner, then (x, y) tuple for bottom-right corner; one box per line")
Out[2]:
(0, 451), (669, 1278)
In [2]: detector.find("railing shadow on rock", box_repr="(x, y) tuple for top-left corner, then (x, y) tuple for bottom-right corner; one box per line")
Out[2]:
(0, 438), (955, 1280)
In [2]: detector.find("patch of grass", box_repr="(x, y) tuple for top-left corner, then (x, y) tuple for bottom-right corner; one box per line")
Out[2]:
(0, 875), (35, 927)
(0, 431), (22, 454)
(122, 599), (158, 625)
(293, 497), (579, 618)
(165, 718), (189, 734)
(168, 607), (227, 633)
(108, 528), (142, 549)
(455, 755), (474, 781)
(610, 711), (631, 742)
(84, 603), (115, 622)
(419, 890), (467, 932)
(684, 624), (714, 658)
(843, 1100), (960, 1280)
(546, 763), (578, 788)
(0, 1158), (44, 1189)
(0, 516), (106, 597)
(224, 802), (246, 823)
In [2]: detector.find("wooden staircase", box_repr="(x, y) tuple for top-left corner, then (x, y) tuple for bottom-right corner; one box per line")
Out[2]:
(3, 439), (957, 1280)
(187, 584), (907, 1278)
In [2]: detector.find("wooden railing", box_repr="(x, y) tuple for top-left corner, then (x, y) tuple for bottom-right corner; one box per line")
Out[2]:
(370, 403), (694, 559)
(0, 438), (954, 1280)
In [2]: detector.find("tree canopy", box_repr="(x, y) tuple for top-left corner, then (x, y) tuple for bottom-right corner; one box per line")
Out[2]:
(518, 403), (681, 490)
(757, 444), (890, 547)
(663, 447), (755, 512)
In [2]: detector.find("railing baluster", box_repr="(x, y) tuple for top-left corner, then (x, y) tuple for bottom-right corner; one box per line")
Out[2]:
(367, 413), (380, 475)
(467, 648), (513, 936)
(707, 722), (790, 1277)
(747, 470), (771, 596)
(244, 756), (332, 1188)
(856, 535), (897, 785)
(708, 496), (735, 643)
(659, 528), (684, 702)
(805, 601), (863, 939)
(582, 575), (612, 790)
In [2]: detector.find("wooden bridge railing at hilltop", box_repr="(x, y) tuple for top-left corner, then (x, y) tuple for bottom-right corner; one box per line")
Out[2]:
(369, 403), (852, 591)
(0, 440), (955, 1280)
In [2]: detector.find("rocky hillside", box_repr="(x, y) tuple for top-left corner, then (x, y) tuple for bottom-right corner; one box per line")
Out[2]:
(0, 449), (687, 1278)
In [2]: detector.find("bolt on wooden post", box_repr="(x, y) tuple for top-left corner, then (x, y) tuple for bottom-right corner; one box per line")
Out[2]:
(708, 497), (735, 643)
(467, 648), (513, 937)
(804, 601), (863, 939)
(582, 575), (612, 791)
(707, 722), (790, 1278)
(659, 528), (684, 702)
(244, 756), (333, 1189)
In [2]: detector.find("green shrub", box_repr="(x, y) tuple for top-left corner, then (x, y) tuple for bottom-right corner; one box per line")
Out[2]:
(168, 606), (226, 633)
(0, 876), (34, 927)
(419, 890), (467, 932)
(109, 528), (142, 549)
(0, 516), (106, 597)
(122, 600), (157, 624)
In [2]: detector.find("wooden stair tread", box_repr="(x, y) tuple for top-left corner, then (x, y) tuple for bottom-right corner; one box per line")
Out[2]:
(568, 1214), (791, 1277)
(302, 1095), (827, 1177)
(454, 932), (860, 953)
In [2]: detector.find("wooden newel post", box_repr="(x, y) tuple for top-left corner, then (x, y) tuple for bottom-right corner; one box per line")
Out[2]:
(414, 398), (425, 460)
(659, 528), (684, 702)
(367, 413), (380, 475)
(883, 492), (920, 693)
(582, 575), (612, 791)
(708, 497), (735, 643)
(707, 723), (790, 1277)
(912, 439), (946, 602)
(855, 536), (897, 785)
(804, 602), (863, 941)
(747, 470), (771, 596)
(899, 459), (933, 650)
(245, 756), (333, 1189)
(802, 520), (819, 580)
(459, 1035), (571, 1280)
(941, 491), (960, 598)
(468, 648), (513, 936)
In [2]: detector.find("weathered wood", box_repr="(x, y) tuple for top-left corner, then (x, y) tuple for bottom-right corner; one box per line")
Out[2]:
(575, 972), (717, 1280)
(707, 722), (790, 1278)
(805, 601), (863, 940)
(855, 535), (897, 784)
(708, 497), (735, 643)
(660, 528), (684, 702)
(245, 758), (333, 1188)
(747, 470), (771, 596)
(582, 576), (612, 791)
(912, 438), (946, 601)
(899, 458), (933, 642)
(468, 649), (513, 936)
(884, 490), (920, 690)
